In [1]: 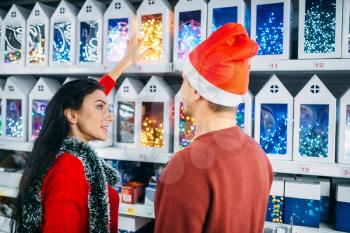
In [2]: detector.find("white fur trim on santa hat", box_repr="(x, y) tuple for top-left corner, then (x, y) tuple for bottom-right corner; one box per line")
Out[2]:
(182, 57), (243, 107)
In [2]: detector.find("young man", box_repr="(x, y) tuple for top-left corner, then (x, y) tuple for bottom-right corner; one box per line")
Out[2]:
(154, 23), (273, 233)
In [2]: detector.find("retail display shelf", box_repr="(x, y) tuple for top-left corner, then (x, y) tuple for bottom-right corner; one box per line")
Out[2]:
(1, 141), (350, 178)
(0, 141), (33, 152)
(0, 60), (349, 76)
(271, 160), (350, 179)
(0, 186), (17, 198)
(0, 63), (173, 76)
(264, 222), (347, 233)
(119, 203), (155, 219)
(96, 147), (172, 164)
(0, 216), (11, 233)
(251, 59), (350, 72)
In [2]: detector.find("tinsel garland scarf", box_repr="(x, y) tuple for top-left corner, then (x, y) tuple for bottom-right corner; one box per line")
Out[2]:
(17, 137), (120, 233)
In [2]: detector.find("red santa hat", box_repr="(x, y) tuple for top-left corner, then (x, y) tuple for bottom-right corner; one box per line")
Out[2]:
(182, 23), (259, 107)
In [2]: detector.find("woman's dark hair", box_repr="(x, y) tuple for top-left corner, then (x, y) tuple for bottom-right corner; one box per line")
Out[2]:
(11, 79), (104, 232)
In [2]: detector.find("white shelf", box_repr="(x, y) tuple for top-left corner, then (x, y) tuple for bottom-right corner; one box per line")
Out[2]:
(96, 147), (172, 164)
(251, 59), (350, 72)
(119, 203), (155, 219)
(0, 141), (33, 152)
(271, 160), (350, 178)
(264, 222), (346, 233)
(0, 63), (173, 76)
(0, 60), (349, 75)
(0, 186), (17, 198)
(0, 216), (11, 233)
(1, 141), (350, 178)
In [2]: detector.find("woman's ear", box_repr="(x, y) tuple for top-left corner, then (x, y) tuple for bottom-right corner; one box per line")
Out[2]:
(64, 108), (78, 124)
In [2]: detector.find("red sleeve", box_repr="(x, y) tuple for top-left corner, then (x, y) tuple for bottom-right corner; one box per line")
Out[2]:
(154, 152), (210, 233)
(41, 154), (89, 233)
(99, 74), (116, 95)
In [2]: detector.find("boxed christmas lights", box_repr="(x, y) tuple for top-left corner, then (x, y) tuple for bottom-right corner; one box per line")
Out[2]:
(114, 78), (144, 148)
(137, 0), (173, 65)
(293, 75), (336, 163)
(76, 0), (106, 66)
(136, 76), (174, 153)
(26, 2), (54, 66)
(103, 0), (136, 67)
(28, 77), (60, 141)
(251, 0), (292, 59)
(254, 75), (293, 160)
(338, 88), (350, 164)
(49, 0), (78, 66)
(173, 0), (207, 71)
(298, 0), (342, 59)
(3, 76), (36, 142)
(1, 4), (30, 66)
(207, 0), (250, 35)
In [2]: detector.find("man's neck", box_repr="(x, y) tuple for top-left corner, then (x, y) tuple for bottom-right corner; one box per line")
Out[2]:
(194, 108), (236, 139)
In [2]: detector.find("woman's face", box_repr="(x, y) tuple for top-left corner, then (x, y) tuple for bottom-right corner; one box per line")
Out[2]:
(72, 89), (113, 141)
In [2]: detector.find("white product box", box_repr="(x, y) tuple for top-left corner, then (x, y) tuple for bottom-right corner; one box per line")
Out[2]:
(26, 2), (54, 66)
(3, 76), (36, 142)
(254, 75), (293, 160)
(137, 0), (173, 65)
(28, 77), (60, 141)
(293, 75), (336, 163)
(338, 88), (350, 164)
(298, 0), (342, 59)
(173, 0), (207, 71)
(76, 0), (106, 66)
(251, 0), (292, 59)
(136, 76), (174, 153)
(207, 0), (249, 36)
(103, 0), (136, 68)
(49, 0), (78, 66)
(114, 77), (144, 148)
(1, 4), (30, 66)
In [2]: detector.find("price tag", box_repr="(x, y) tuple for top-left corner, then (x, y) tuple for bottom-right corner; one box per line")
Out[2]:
(314, 61), (325, 70)
(342, 168), (350, 178)
(268, 62), (279, 70)
(299, 164), (311, 174)
(139, 154), (146, 161)
(127, 207), (136, 216)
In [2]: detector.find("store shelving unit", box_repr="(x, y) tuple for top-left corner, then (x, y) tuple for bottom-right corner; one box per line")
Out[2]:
(0, 59), (349, 75)
(1, 142), (350, 178)
(0, 0), (349, 232)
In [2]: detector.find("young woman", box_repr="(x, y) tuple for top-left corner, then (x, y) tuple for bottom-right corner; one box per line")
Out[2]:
(11, 36), (144, 233)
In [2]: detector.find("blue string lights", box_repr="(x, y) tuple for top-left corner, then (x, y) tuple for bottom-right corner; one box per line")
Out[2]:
(236, 103), (245, 130)
(299, 104), (329, 158)
(177, 10), (202, 59)
(304, 0), (336, 54)
(107, 18), (129, 63)
(256, 3), (284, 55)
(260, 104), (288, 155)
(53, 22), (72, 64)
(212, 6), (238, 33)
(6, 99), (23, 138)
(31, 100), (48, 140)
(79, 20), (99, 63)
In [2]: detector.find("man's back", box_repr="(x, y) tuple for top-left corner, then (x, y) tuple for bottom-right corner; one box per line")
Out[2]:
(155, 126), (273, 233)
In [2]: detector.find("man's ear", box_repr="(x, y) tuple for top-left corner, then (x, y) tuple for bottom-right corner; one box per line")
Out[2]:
(191, 87), (201, 101)
(64, 108), (78, 124)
